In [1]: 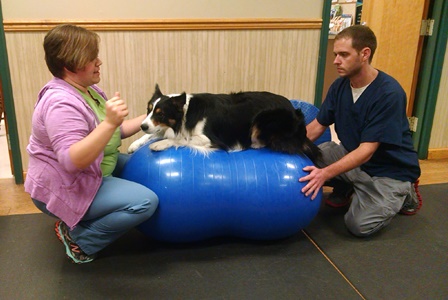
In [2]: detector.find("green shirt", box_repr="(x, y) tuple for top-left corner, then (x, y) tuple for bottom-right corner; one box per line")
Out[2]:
(79, 88), (121, 177)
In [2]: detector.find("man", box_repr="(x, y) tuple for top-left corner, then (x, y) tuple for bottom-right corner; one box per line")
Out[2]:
(299, 25), (421, 237)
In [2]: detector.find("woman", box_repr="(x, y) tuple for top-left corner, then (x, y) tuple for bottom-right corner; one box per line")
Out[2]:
(25, 24), (159, 264)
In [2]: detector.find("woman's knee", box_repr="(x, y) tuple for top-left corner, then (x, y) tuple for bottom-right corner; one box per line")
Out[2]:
(128, 189), (159, 221)
(142, 191), (159, 218)
(91, 177), (159, 221)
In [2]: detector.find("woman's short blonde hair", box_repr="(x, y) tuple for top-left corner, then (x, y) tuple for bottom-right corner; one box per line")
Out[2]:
(43, 24), (100, 78)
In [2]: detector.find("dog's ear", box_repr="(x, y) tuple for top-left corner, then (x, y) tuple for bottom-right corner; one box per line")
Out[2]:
(149, 84), (164, 103)
(171, 93), (187, 112)
(154, 84), (163, 97)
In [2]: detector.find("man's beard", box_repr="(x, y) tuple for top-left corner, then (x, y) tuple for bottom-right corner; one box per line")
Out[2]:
(341, 65), (362, 79)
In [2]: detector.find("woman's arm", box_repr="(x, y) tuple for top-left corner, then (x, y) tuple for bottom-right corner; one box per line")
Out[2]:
(69, 93), (128, 169)
(121, 114), (146, 138)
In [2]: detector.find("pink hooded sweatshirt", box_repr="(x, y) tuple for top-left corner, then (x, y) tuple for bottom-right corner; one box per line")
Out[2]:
(25, 77), (116, 228)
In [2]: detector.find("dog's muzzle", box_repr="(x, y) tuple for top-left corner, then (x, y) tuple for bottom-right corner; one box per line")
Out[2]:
(141, 123), (149, 132)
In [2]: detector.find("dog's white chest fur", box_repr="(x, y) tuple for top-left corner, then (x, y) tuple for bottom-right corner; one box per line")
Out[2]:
(128, 119), (213, 154)
(150, 119), (212, 152)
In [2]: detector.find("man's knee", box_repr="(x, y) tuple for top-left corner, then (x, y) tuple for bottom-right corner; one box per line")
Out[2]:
(344, 212), (392, 237)
(344, 217), (372, 237)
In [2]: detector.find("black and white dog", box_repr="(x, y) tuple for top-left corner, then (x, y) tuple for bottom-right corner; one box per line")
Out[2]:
(128, 84), (320, 162)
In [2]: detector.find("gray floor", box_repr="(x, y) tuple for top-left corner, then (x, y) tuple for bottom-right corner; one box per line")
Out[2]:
(1, 184), (446, 299)
(305, 183), (448, 299)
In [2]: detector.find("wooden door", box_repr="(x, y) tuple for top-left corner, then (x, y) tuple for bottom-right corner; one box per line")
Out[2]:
(361, 0), (430, 116)
(0, 82), (14, 176)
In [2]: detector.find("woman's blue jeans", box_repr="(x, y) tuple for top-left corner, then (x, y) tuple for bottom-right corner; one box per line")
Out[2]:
(33, 154), (159, 255)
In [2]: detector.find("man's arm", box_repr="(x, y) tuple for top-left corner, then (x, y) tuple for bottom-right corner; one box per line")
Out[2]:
(306, 119), (327, 142)
(299, 141), (380, 200)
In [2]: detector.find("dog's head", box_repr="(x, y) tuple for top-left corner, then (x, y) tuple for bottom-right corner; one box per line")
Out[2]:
(140, 84), (187, 135)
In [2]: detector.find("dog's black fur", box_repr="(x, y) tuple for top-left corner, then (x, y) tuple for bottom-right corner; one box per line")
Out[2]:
(251, 108), (320, 161)
(128, 84), (320, 163)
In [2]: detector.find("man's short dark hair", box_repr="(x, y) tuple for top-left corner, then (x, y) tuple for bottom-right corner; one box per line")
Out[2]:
(335, 25), (377, 62)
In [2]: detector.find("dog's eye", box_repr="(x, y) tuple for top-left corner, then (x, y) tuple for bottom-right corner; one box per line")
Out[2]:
(154, 108), (165, 118)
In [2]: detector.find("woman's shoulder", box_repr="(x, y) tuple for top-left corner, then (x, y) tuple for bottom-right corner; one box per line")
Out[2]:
(39, 77), (76, 97)
(38, 78), (85, 106)
(34, 80), (96, 122)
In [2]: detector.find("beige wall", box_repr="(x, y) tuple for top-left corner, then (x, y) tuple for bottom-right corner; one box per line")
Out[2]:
(2, 0), (447, 174)
(2, 0), (322, 19)
(429, 44), (448, 150)
(1, 1), (324, 171)
(6, 29), (321, 170)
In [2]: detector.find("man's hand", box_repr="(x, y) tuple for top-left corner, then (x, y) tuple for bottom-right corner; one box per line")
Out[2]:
(299, 166), (329, 200)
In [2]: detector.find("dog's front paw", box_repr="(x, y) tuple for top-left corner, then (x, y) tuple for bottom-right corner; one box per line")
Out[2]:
(128, 134), (152, 153)
(128, 141), (142, 154)
(150, 139), (174, 151)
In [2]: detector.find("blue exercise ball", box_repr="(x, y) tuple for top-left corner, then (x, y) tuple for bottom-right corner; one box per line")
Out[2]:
(121, 145), (322, 243)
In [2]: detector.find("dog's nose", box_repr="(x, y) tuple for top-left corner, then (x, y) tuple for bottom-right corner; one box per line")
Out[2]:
(141, 123), (149, 131)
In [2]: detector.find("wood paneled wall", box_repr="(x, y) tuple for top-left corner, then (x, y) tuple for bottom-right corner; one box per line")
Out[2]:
(428, 44), (448, 158)
(4, 21), (321, 170)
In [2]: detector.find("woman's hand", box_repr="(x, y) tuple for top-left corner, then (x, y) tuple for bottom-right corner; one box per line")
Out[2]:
(69, 92), (129, 170)
(104, 92), (129, 127)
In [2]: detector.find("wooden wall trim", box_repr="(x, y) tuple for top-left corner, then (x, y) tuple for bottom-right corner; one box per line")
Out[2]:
(3, 19), (322, 32)
(427, 148), (448, 160)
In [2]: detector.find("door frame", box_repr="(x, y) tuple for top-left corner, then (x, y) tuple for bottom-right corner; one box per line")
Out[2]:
(0, 4), (23, 184)
(412, 0), (448, 159)
(314, 0), (332, 108)
(315, 0), (447, 159)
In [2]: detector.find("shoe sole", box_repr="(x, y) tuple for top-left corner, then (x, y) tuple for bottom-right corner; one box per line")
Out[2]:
(54, 221), (93, 264)
(325, 199), (351, 208)
(54, 220), (63, 243)
(399, 180), (423, 215)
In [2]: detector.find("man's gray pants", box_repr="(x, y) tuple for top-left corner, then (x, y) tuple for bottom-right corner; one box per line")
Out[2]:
(317, 142), (417, 237)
